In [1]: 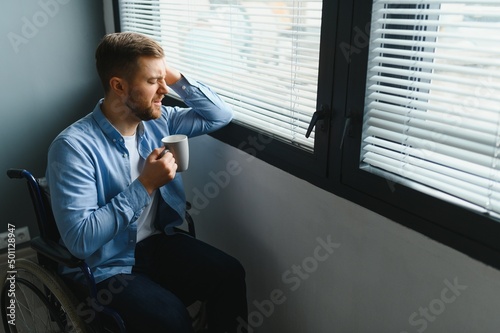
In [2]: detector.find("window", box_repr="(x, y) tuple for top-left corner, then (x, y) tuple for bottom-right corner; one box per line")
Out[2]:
(361, 1), (500, 218)
(119, 0), (323, 152)
(341, 0), (500, 266)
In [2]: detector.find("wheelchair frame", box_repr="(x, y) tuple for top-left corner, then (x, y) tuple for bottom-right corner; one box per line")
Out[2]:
(1, 169), (204, 333)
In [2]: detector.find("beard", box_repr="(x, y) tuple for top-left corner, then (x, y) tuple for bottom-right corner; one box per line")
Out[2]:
(125, 89), (162, 121)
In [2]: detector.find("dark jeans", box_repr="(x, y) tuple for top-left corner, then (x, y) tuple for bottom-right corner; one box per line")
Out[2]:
(94, 233), (248, 333)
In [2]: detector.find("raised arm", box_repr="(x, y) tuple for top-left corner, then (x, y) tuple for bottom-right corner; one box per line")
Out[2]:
(164, 69), (234, 137)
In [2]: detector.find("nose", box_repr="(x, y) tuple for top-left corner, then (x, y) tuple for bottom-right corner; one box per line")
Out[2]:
(158, 79), (168, 95)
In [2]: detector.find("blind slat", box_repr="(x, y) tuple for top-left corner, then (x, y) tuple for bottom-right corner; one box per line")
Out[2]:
(363, 151), (500, 211)
(367, 101), (498, 135)
(372, 28), (500, 42)
(366, 109), (497, 146)
(364, 136), (500, 181)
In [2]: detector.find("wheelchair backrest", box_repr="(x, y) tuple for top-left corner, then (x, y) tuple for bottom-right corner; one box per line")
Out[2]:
(34, 177), (62, 243)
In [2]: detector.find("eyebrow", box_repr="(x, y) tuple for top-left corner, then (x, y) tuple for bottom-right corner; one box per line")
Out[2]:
(147, 75), (164, 81)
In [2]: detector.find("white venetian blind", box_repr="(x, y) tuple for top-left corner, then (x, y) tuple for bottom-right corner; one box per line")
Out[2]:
(119, 0), (322, 151)
(361, 0), (500, 216)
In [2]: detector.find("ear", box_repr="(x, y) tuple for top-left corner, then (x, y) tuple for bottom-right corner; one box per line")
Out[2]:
(109, 77), (128, 97)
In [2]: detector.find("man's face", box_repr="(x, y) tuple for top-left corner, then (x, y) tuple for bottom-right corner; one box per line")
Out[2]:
(124, 56), (168, 121)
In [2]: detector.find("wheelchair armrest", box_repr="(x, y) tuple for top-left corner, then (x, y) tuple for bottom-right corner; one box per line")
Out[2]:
(30, 236), (83, 269)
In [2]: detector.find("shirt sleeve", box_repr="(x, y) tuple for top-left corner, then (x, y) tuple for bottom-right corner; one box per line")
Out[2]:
(165, 75), (234, 137)
(46, 137), (151, 259)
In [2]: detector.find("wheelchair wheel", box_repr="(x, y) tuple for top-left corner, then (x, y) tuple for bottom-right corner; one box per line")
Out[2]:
(1, 258), (89, 333)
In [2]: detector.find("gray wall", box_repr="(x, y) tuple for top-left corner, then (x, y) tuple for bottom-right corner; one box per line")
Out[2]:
(184, 135), (500, 333)
(1, 0), (105, 241)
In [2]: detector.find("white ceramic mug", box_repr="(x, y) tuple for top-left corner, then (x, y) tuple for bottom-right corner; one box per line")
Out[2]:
(161, 134), (189, 172)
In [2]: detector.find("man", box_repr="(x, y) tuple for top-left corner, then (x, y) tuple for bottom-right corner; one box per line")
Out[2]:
(46, 32), (247, 332)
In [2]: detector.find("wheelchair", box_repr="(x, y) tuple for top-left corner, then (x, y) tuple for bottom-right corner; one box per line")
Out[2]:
(1, 169), (206, 332)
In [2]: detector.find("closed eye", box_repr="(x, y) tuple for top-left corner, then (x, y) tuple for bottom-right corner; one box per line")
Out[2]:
(148, 77), (166, 85)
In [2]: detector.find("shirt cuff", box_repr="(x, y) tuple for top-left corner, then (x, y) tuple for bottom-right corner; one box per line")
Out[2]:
(125, 178), (152, 213)
(170, 75), (199, 100)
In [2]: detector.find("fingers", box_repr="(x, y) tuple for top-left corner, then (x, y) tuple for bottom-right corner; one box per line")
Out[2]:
(150, 147), (165, 160)
(151, 147), (174, 162)
(157, 154), (177, 186)
(157, 148), (169, 159)
(139, 148), (177, 195)
(153, 147), (177, 172)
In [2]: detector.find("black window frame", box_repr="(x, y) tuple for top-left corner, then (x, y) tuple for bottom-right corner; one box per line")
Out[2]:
(114, 0), (500, 269)
(337, 0), (500, 269)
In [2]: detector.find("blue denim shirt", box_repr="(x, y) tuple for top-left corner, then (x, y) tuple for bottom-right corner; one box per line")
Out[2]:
(46, 75), (233, 283)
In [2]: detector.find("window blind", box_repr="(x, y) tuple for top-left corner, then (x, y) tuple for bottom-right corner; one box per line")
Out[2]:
(361, 1), (500, 217)
(119, 0), (322, 151)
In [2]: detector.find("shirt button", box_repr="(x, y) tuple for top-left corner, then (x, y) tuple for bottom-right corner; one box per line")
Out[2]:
(182, 85), (187, 90)
(113, 139), (116, 142)
(123, 154), (127, 158)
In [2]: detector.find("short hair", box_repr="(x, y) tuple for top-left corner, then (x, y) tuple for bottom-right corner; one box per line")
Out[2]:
(95, 32), (165, 93)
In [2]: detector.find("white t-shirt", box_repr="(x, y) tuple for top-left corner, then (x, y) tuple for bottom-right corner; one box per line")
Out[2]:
(123, 134), (160, 243)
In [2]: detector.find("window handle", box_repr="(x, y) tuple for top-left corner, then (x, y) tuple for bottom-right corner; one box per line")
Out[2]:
(340, 116), (351, 149)
(305, 105), (329, 138)
(340, 109), (358, 148)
